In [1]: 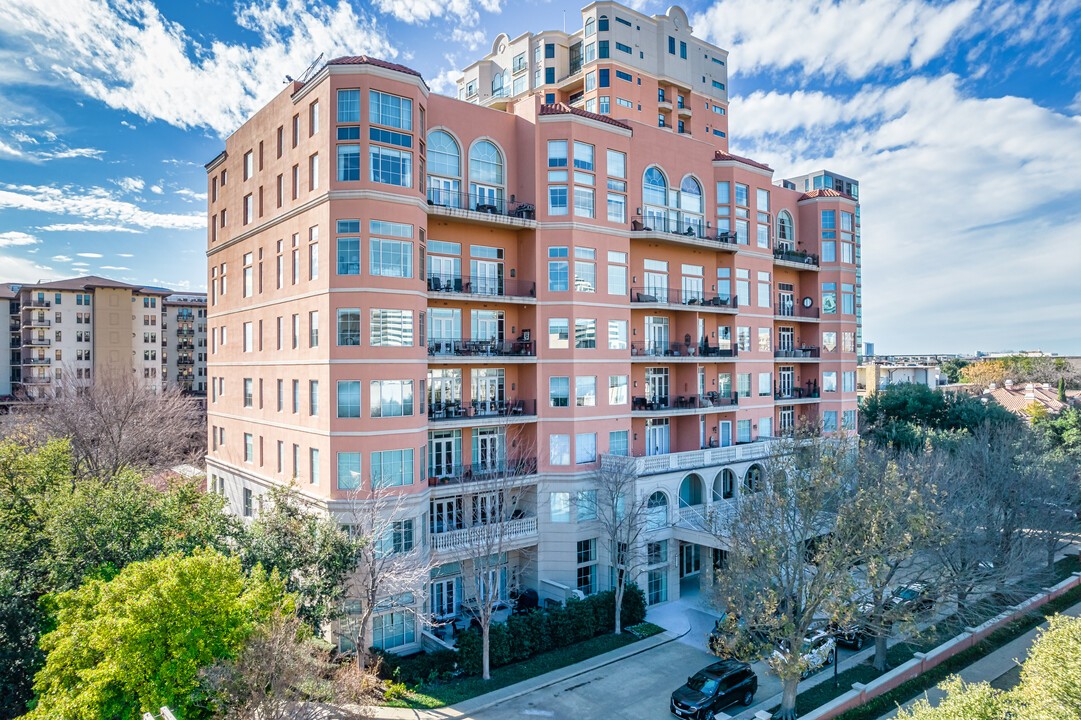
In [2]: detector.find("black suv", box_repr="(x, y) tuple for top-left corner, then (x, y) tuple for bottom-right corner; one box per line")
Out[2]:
(671, 660), (757, 719)
(892, 583), (934, 614)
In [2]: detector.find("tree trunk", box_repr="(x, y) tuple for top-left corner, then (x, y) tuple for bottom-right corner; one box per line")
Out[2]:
(778, 674), (800, 720)
(482, 623), (491, 681)
(614, 585), (623, 634)
(956, 587), (968, 614)
(873, 633), (889, 672)
(1048, 545), (1056, 570)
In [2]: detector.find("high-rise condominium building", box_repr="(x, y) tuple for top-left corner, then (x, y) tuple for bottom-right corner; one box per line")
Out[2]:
(205, 2), (860, 655)
(162, 292), (209, 395)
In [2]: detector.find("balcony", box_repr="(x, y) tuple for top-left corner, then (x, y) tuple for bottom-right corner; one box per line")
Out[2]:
(630, 341), (737, 361)
(177, 328), (195, 337)
(24, 299), (50, 309)
(774, 346), (820, 360)
(775, 299), (820, 320)
(22, 337), (51, 347)
(600, 439), (779, 477)
(426, 189), (536, 228)
(774, 247), (820, 270)
(631, 393), (737, 415)
(774, 388), (821, 403)
(177, 357), (195, 366)
(630, 216), (738, 251)
(28, 318), (51, 328)
(427, 275), (536, 301)
(428, 398), (537, 424)
(176, 342), (195, 351)
(20, 376), (52, 385)
(430, 515), (538, 554)
(429, 457), (538, 488)
(427, 338), (536, 359)
(21, 357), (51, 366)
(630, 287), (737, 313)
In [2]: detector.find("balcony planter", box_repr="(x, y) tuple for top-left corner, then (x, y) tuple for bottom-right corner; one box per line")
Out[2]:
(428, 476), (438, 487)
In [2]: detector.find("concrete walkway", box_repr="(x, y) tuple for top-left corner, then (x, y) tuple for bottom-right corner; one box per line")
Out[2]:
(875, 598), (1081, 719)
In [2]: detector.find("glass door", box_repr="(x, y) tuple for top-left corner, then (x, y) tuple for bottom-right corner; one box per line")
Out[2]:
(472, 259), (502, 296)
(429, 430), (461, 478)
(680, 543), (701, 577)
(471, 368), (504, 414)
(430, 497), (463, 534)
(681, 275), (703, 304)
(473, 428), (505, 473)
(431, 578), (457, 618)
(645, 316), (669, 355)
(428, 255), (459, 291)
(429, 309), (461, 352)
(779, 367), (794, 397)
(778, 327), (795, 351)
(470, 310), (504, 343)
(646, 419), (670, 456)
(779, 407), (795, 436)
(428, 369), (462, 416)
(644, 271), (667, 303)
(719, 421), (732, 447)
(471, 183), (502, 212)
(428, 176), (460, 208)
(645, 367), (668, 408)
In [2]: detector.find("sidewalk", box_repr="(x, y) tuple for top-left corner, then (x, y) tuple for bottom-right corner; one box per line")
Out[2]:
(876, 598), (1081, 719)
(360, 625), (687, 720)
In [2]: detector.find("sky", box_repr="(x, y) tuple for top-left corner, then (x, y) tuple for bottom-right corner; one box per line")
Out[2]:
(0, 0), (1079, 355)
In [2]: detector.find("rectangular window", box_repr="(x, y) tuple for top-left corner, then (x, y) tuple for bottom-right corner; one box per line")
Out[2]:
(821, 210), (836, 230)
(758, 372), (771, 397)
(573, 187), (594, 218)
(842, 410), (857, 430)
(822, 241), (836, 263)
(370, 380), (415, 417)
(337, 309), (361, 346)
(244, 433), (254, 463)
(737, 372), (751, 398)
(575, 318), (596, 348)
(599, 68), (609, 87)
(549, 376), (570, 407)
(607, 192), (626, 223)
(548, 318), (569, 349)
(576, 433), (597, 464)
(336, 237), (360, 275)
(608, 375), (628, 404)
(369, 146), (412, 187)
(308, 310), (318, 347)
(547, 140), (568, 168)
(822, 282), (837, 314)
(576, 376), (596, 406)
(823, 411), (838, 432)
(243, 378), (253, 408)
(369, 90), (412, 130)
(369, 238), (413, 277)
(309, 380), (319, 416)
(843, 371), (856, 393)
(550, 490), (570, 520)
(338, 89), (360, 123)
(337, 380), (361, 418)
(823, 371), (838, 392)
(309, 153), (319, 190)
(371, 448), (414, 487)
(337, 144), (360, 181)
(615, 69), (632, 82)
(370, 309), (414, 346)
(615, 41), (632, 54)
(548, 246), (569, 291)
(550, 435), (570, 466)
(548, 185), (568, 216)
(337, 452), (362, 489)
(609, 430), (628, 456)
(607, 261), (627, 295)
(578, 490), (597, 521)
(758, 327), (771, 352)
(608, 320), (627, 349)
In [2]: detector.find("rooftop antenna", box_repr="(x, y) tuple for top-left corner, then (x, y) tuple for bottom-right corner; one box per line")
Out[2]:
(297, 52), (325, 85)
(563, 10), (566, 32)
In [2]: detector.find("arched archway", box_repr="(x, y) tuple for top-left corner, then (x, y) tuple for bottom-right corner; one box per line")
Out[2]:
(713, 469), (736, 501)
(679, 473), (704, 507)
(745, 464), (763, 492)
(647, 490), (669, 529)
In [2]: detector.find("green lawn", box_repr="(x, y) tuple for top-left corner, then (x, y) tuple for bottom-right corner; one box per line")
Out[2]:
(386, 631), (643, 709)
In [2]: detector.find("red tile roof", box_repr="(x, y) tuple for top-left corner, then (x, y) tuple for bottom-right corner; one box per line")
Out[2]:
(539, 103), (632, 130)
(327, 56), (424, 80)
(800, 188), (856, 201)
(713, 150), (773, 172)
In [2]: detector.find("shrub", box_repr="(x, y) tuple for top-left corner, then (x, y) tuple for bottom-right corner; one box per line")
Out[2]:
(621, 583), (648, 627)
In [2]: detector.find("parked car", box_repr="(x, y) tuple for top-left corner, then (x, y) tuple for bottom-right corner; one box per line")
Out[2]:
(891, 583), (935, 614)
(670, 660), (758, 719)
(828, 618), (867, 650)
(707, 613), (777, 657)
(771, 631), (836, 680)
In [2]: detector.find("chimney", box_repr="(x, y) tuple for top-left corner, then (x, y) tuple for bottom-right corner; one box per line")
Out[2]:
(1043, 383), (1051, 390)
(1025, 383), (1035, 400)
(1003, 379), (1014, 389)
(988, 382), (997, 390)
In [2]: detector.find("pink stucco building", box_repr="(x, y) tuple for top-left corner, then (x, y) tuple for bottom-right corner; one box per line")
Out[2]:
(205, 2), (860, 654)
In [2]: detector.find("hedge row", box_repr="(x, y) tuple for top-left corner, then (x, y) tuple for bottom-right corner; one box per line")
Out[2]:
(455, 585), (647, 675)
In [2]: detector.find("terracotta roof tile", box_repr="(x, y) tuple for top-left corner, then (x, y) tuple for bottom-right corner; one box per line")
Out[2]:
(327, 56), (424, 81)
(800, 188), (856, 201)
(539, 103), (632, 130)
(713, 150), (773, 172)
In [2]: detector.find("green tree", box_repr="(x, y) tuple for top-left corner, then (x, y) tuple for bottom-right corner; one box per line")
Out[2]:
(25, 550), (290, 720)
(859, 383), (1016, 451)
(240, 484), (358, 631)
(1060, 377), (1068, 402)
(895, 677), (1004, 720)
(1035, 407), (1081, 460)
(941, 359), (970, 384)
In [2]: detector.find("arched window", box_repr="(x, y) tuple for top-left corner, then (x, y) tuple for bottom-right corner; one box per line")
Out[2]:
(647, 490), (668, 529)
(598, 14), (609, 31)
(679, 474), (704, 507)
(777, 211), (794, 251)
(585, 17), (595, 36)
(642, 167), (669, 230)
(679, 176), (704, 237)
(745, 464), (763, 492)
(426, 130), (460, 208)
(713, 469), (736, 501)
(469, 140), (505, 211)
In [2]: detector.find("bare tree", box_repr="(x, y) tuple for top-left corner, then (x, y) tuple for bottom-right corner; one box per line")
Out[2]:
(446, 435), (537, 681)
(38, 369), (203, 478)
(708, 433), (860, 720)
(1016, 439), (1079, 571)
(338, 479), (434, 668)
(846, 445), (941, 672)
(591, 455), (652, 634)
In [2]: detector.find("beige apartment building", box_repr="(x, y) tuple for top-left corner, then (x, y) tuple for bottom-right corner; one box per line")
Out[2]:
(205, 2), (860, 655)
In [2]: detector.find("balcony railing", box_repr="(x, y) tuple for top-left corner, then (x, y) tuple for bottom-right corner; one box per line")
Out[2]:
(629, 287), (737, 309)
(426, 189), (536, 220)
(176, 342), (195, 351)
(428, 398), (536, 422)
(427, 275), (536, 298)
(24, 299), (50, 308)
(431, 515), (538, 553)
(601, 440), (780, 477)
(632, 393), (738, 411)
(774, 346), (820, 359)
(631, 216), (738, 248)
(775, 388), (820, 400)
(427, 338), (536, 357)
(21, 376), (51, 385)
(177, 328), (195, 337)
(774, 248), (819, 266)
(776, 298), (821, 319)
(22, 357), (51, 366)
(23, 337), (51, 347)
(630, 341), (737, 359)
(177, 357), (195, 366)
(429, 456), (538, 486)
(28, 318), (51, 327)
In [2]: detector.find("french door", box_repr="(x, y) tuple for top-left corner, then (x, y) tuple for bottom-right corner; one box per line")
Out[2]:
(680, 543), (701, 577)
(646, 419), (670, 456)
(430, 497), (463, 534)
(429, 430), (460, 477)
(719, 421), (732, 447)
(473, 260), (502, 295)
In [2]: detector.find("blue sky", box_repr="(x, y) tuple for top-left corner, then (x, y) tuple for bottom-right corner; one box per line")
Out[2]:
(0, 0), (1079, 354)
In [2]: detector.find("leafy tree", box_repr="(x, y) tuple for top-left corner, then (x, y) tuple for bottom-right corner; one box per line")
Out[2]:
(859, 383), (1016, 451)
(895, 677), (1004, 720)
(1060, 377), (1068, 403)
(1035, 407), (1081, 460)
(25, 550), (290, 720)
(240, 484), (358, 631)
(960, 359), (1008, 388)
(941, 359), (970, 384)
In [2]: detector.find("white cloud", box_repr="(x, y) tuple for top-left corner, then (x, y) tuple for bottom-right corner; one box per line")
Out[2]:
(372, 0), (501, 26)
(692, 0), (980, 79)
(36, 222), (143, 233)
(115, 176), (144, 194)
(449, 28), (486, 52)
(0, 0), (398, 135)
(71, 262), (89, 267)
(99, 265), (130, 270)
(730, 75), (1081, 353)
(175, 187), (207, 202)
(1070, 90), (1081, 114)
(77, 252), (104, 258)
(0, 230), (40, 247)
(149, 185), (163, 194)
(117, 253), (133, 257)
(51, 254), (73, 262)
(0, 183), (203, 230)
(427, 67), (461, 96)
(0, 253), (62, 282)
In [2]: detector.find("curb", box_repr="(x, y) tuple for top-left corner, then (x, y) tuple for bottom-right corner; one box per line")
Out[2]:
(365, 626), (689, 719)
